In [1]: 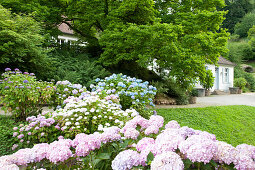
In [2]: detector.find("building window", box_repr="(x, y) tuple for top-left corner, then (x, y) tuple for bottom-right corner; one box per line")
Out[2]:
(223, 68), (229, 83)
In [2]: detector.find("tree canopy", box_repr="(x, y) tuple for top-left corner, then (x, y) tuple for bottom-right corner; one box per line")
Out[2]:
(0, 0), (230, 88)
(221, 0), (253, 34)
(0, 5), (51, 78)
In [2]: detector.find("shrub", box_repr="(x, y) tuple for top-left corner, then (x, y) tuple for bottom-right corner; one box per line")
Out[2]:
(234, 77), (247, 90)
(234, 12), (255, 38)
(234, 67), (255, 91)
(0, 115), (25, 156)
(51, 80), (87, 109)
(3, 115), (255, 170)
(91, 74), (157, 118)
(11, 92), (138, 151)
(53, 94), (139, 137)
(11, 112), (63, 152)
(0, 68), (55, 120)
(164, 78), (189, 105)
(227, 41), (254, 63)
(243, 72), (255, 91)
(49, 49), (110, 88)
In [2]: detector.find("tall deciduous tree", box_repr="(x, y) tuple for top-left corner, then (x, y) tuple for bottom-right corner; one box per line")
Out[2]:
(0, 5), (51, 78)
(1, 0), (229, 88)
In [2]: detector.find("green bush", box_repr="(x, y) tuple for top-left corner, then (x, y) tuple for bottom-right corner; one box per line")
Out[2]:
(0, 115), (24, 156)
(49, 48), (110, 88)
(234, 77), (247, 90)
(234, 67), (255, 91)
(234, 12), (255, 38)
(243, 72), (255, 91)
(227, 41), (254, 63)
(164, 79), (189, 105)
(0, 68), (55, 120)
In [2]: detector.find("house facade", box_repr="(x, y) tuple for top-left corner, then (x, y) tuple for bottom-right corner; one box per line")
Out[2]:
(57, 22), (78, 45)
(195, 57), (235, 92)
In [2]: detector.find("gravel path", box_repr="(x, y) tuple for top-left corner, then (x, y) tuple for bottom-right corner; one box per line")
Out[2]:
(156, 93), (255, 109)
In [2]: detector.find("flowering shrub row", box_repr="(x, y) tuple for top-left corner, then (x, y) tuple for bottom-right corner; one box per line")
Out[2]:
(11, 93), (139, 151)
(0, 68), (55, 119)
(51, 80), (86, 109)
(2, 115), (255, 169)
(91, 74), (157, 118)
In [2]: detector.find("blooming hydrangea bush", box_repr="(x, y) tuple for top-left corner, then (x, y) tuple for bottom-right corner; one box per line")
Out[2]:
(11, 112), (63, 151)
(51, 80), (86, 109)
(0, 68), (55, 120)
(91, 74), (157, 118)
(53, 93), (139, 137)
(2, 115), (255, 170)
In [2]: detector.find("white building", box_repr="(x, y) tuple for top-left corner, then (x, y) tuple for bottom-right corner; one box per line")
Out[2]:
(57, 22), (78, 44)
(195, 57), (235, 92)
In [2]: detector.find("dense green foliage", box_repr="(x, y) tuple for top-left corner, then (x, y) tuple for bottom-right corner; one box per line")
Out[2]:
(0, 5), (51, 79)
(234, 77), (247, 89)
(0, 0), (229, 89)
(200, 70), (214, 90)
(157, 105), (255, 146)
(0, 115), (24, 156)
(234, 67), (255, 91)
(49, 48), (110, 88)
(152, 78), (190, 105)
(221, 0), (254, 33)
(234, 11), (255, 38)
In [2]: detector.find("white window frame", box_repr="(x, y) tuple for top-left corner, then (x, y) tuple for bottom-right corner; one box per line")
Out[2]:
(223, 68), (229, 83)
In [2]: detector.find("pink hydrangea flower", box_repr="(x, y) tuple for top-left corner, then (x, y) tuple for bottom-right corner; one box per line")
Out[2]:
(148, 115), (164, 128)
(124, 128), (139, 139)
(151, 151), (184, 170)
(144, 125), (159, 135)
(179, 134), (217, 164)
(165, 120), (180, 129)
(136, 137), (155, 152)
(213, 141), (237, 165)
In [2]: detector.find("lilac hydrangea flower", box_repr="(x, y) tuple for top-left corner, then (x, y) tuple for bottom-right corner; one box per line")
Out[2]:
(112, 150), (141, 170)
(5, 68), (11, 71)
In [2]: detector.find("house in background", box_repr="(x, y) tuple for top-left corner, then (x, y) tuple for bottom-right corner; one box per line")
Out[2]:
(57, 22), (78, 45)
(195, 57), (236, 92)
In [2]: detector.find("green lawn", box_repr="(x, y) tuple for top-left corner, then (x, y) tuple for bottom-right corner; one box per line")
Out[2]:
(157, 105), (255, 146)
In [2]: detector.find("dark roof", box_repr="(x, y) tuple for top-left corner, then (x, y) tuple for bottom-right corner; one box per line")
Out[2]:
(58, 22), (74, 35)
(218, 56), (235, 66)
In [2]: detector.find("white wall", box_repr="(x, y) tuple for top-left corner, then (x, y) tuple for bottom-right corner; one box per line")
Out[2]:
(195, 64), (234, 92)
(57, 34), (87, 46)
(218, 65), (234, 92)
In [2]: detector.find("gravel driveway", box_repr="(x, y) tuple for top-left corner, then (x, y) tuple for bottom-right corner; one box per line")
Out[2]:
(156, 93), (255, 109)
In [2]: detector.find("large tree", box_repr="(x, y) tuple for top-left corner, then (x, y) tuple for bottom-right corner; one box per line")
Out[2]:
(1, 0), (229, 88)
(0, 5), (51, 78)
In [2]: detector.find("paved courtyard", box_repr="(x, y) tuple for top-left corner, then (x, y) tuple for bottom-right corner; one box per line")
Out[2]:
(156, 93), (255, 109)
